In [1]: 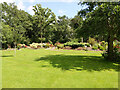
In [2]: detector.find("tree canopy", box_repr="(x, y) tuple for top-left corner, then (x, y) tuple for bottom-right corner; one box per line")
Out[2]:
(77, 2), (120, 60)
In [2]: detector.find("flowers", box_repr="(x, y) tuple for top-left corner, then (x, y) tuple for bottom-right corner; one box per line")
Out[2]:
(113, 45), (120, 49)
(24, 45), (27, 48)
(17, 44), (28, 49)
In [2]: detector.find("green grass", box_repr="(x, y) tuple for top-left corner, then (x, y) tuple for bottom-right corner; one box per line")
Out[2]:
(1, 48), (119, 88)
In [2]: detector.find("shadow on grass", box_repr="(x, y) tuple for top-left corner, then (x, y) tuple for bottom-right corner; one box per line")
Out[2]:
(0, 55), (14, 57)
(35, 55), (119, 71)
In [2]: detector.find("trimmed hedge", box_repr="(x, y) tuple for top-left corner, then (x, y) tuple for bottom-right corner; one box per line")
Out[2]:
(64, 42), (91, 49)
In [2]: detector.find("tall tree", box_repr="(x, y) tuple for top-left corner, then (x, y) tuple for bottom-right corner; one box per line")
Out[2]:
(78, 2), (120, 61)
(53, 15), (74, 43)
(32, 4), (56, 43)
(1, 2), (32, 45)
(1, 22), (13, 48)
(70, 15), (83, 42)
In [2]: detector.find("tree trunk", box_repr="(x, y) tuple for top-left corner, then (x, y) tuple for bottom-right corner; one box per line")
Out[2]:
(14, 42), (16, 56)
(41, 34), (42, 44)
(107, 29), (114, 61)
(81, 37), (83, 43)
(40, 30), (43, 48)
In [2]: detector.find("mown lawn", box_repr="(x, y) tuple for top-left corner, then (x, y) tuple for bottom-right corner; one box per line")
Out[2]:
(1, 48), (118, 88)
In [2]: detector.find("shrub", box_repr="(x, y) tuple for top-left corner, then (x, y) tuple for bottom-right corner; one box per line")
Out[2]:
(101, 41), (106, 46)
(92, 46), (98, 50)
(71, 43), (79, 49)
(64, 42), (90, 49)
(37, 43), (42, 48)
(55, 42), (60, 47)
(24, 45), (27, 48)
(17, 44), (22, 49)
(78, 43), (85, 47)
(64, 42), (73, 47)
(87, 37), (97, 46)
(85, 43), (91, 47)
(44, 43), (50, 48)
(50, 44), (54, 47)
(70, 38), (78, 42)
(114, 44), (120, 49)
(57, 44), (64, 49)
(102, 43), (120, 62)
(99, 46), (105, 51)
(30, 43), (39, 49)
(17, 44), (28, 49)
(48, 40), (53, 45)
(113, 40), (119, 46)
(102, 50), (120, 63)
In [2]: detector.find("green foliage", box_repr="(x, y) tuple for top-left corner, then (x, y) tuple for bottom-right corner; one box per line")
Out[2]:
(78, 2), (120, 61)
(70, 15), (83, 40)
(98, 41), (107, 50)
(88, 37), (97, 46)
(102, 50), (120, 63)
(85, 43), (91, 47)
(70, 38), (79, 43)
(44, 43), (50, 48)
(1, 2), (76, 46)
(113, 40), (119, 46)
(17, 44), (22, 49)
(32, 4), (56, 43)
(102, 42), (120, 62)
(48, 40), (53, 44)
(52, 15), (74, 43)
(1, 22), (13, 49)
(92, 46), (98, 50)
(57, 44), (64, 49)
(99, 46), (105, 51)
(1, 2), (32, 47)
(39, 38), (46, 42)
(64, 42), (90, 49)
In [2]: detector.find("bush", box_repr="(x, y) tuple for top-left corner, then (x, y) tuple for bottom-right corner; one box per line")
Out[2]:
(44, 43), (50, 48)
(99, 46), (105, 51)
(64, 42), (89, 49)
(64, 42), (73, 47)
(102, 50), (120, 63)
(101, 41), (106, 46)
(21, 44), (25, 48)
(57, 44), (64, 49)
(17, 44), (22, 49)
(102, 44), (120, 62)
(54, 42), (64, 49)
(78, 43), (85, 47)
(37, 43), (42, 48)
(113, 40), (119, 46)
(87, 37), (97, 46)
(50, 44), (54, 47)
(48, 40), (53, 45)
(85, 43), (91, 47)
(70, 38), (79, 42)
(30, 43), (39, 49)
(55, 42), (60, 46)
(92, 46), (98, 50)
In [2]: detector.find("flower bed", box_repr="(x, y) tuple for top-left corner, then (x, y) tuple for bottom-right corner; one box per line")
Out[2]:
(17, 44), (28, 49)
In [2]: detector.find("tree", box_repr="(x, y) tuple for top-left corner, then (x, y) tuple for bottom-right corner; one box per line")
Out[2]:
(52, 15), (74, 43)
(32, 4), (56, 43)
(1, 2), (33, 45)
(78, 2), (120, 61)
(70, 15), (83, 42)
(1, 22), (13, 49)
